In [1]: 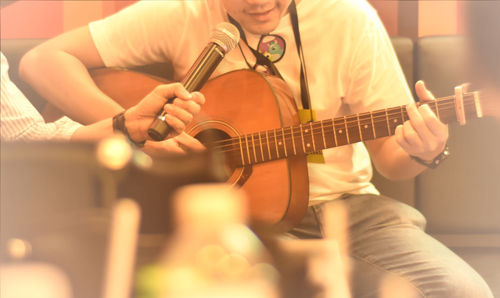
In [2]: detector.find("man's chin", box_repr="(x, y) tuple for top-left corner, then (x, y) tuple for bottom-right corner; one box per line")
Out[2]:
(245, 23), (279, 35)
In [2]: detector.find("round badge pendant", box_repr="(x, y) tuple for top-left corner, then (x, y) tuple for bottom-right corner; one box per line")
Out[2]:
(257, 34), (286, 63)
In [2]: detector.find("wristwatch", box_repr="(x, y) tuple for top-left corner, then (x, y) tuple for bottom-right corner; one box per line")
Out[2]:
(410, 145), (450, 169)
(112, 112), (146, 147)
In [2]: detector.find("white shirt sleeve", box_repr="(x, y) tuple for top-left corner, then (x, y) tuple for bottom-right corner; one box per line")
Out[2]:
(344, 4), (414, 113)
(0, 52), (82, 141)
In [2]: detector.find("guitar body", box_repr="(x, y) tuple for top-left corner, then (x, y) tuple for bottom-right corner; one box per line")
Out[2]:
(186, 70), (309, 228)
(71, 68), (309, 228)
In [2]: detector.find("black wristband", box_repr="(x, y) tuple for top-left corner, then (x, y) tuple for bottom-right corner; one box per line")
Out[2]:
(112, 112), (146, 147)
(410, 145), (450, 169)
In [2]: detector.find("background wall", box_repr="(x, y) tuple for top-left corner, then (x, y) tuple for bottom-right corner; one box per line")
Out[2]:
(0, 0), (135, 38)
(1, 0), (465, 39)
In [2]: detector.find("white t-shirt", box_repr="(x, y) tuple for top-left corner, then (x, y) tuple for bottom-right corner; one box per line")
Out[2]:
(89, 0), (413, 203)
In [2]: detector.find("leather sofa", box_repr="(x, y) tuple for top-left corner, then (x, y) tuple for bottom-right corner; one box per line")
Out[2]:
(2, 36), (499, 295)
(377, 36), (500, 296)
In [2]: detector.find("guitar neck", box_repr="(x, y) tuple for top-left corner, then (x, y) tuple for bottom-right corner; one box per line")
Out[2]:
(218, 91), (483, 167)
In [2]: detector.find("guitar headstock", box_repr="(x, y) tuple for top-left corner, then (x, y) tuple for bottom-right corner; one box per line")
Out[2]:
(477, 89), (500, 122)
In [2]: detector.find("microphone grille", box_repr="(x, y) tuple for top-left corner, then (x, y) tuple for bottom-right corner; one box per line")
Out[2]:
(211, 22), (240, 53)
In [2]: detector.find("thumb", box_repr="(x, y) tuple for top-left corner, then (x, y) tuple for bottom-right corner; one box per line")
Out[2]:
(415, 80), (436, 102)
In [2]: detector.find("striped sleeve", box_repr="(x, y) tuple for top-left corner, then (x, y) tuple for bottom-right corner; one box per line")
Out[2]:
(1, 52), (82, 141)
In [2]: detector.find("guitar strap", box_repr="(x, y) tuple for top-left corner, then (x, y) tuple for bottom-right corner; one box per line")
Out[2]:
(227, 14), (282, 78)
(227, 0), (311, 110)
(228, 1), (325, 163)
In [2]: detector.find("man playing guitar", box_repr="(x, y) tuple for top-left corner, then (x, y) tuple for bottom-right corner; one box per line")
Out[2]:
(19, 0), (492, 297)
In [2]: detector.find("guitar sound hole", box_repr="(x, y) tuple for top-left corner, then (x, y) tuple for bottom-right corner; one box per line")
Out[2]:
(194, 128), (230, 147)
(194, 129), (235, 169)
(194, 129), (251, 186)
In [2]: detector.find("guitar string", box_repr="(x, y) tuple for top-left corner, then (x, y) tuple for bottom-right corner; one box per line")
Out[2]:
(209, 99), (475, 151)
(215, 115), (460, 161)
(209, 95), (472, 146)
(211, 102), (476, 153)
(214, 103), (476, 160)
(211, 111), (476, 162)
(207, 93), (476, 149)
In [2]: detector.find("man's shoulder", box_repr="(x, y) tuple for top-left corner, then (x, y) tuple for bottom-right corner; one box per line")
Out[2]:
(313, 0), (377, 20)
(311, 0), (381, 33)
(123, 0), (223, 17)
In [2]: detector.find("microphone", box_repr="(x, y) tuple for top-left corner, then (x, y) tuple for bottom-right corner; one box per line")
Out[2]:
(148, 22), (240, 141)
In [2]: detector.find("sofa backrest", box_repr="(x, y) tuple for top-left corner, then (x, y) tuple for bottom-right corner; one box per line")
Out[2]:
(414, 36), (500, 233)
(1, 39), (47, 111)
(370, 36), (417, 206)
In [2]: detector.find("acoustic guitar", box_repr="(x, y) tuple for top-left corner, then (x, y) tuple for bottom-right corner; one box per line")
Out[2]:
(44, 68), (486, 229)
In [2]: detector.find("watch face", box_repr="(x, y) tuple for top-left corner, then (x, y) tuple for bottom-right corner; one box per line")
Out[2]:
(257, 34), (286, 63)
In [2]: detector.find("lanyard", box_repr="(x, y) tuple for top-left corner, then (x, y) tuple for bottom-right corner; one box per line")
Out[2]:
(227, 0), (312, 110)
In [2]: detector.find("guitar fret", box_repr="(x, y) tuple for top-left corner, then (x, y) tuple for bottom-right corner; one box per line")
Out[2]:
(389, 107), (404, 134)
(356, 114), (363, 141)
(344, 116), (350, 144)
(257, 132), (264, 161)
(273, 129), (280, 159)
(371, 110), (389, 138)
(290, 126), (297, 155)
(385, 108), (391, 135)
(281, 128), (288, 157)
(251, 133), (258, 163)
(245, 134), (252, 164)
(334, 119), (347, 146)
(265, 130), (272, 161)
(359, 113), (374, 141)
(346, 115), (362, 143)
(303, 126), (311, 152)
(370, 112), (377, 139)
(332, 120), (339, 147)
(400, 106), (406, 122)
(320, 120), (327, 149)
(434, 101), (440, 119)
(238, 135), (246, 166)
(299, 124), (306, 152)
(310, 122), (317, 151)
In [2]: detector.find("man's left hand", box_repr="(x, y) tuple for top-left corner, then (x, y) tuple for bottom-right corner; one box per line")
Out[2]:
(394, 80), (449, 162)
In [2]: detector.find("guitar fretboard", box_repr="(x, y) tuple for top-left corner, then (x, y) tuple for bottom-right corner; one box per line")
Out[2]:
(215, 91), (482, 167)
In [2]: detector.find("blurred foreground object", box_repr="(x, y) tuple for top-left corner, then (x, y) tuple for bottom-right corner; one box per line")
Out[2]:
(0, 139), (228, 298)
(0, 262), (73, 298)
(135, 183), (280, 298)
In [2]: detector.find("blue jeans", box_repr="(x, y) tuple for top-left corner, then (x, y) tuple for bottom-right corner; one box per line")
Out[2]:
(288, 194), (493, 298)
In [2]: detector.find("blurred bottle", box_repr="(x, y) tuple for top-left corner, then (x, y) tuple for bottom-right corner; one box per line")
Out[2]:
(135, 183), (280, 298)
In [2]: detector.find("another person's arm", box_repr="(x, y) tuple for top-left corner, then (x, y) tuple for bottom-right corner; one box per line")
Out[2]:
(3, 52), (205, 153)
(1, 52), (81, 141)
(71, 83), (205, 144)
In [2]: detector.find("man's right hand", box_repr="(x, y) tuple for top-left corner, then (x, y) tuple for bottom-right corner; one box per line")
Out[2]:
(141, 132), (206, 156)
(124, 83), (205, 144)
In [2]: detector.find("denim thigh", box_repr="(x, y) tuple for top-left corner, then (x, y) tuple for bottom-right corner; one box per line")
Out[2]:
(288, 194), (493, 298)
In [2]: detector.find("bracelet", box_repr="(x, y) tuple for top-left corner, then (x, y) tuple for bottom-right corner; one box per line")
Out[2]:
(410, 145), (450, 169)
(112, 112), (146, 147)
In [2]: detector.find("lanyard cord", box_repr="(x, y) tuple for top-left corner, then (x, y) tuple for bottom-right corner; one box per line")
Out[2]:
(228, 14), (283, 79)
(227, 0), (313, 110)
(288, 0), (312, 110)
